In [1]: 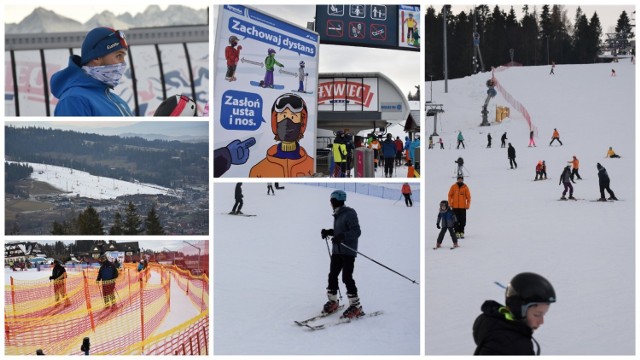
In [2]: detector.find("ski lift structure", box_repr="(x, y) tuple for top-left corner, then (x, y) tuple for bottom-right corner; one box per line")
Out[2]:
(426, 103), (444, 137)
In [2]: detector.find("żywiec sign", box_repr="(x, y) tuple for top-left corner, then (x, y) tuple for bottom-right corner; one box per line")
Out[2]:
(317, 78), (378, 111)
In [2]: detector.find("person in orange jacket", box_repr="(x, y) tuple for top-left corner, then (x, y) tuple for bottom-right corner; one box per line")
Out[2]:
(549, 128), (563, 146)
(401, 183), (413, 207)
(249, 93), (314, 177)
(448, 176), (471, 239)
(568, 155), (582, 180)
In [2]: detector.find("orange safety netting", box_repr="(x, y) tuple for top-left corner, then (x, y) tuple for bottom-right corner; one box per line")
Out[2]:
(5, 263), (208, 355)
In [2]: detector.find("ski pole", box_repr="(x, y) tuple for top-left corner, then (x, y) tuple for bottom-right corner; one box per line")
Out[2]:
(494, 281), (507, 289)
(337, 242), (419, 285)
(393, 193), (403, 205)
(324, 238), (343, 300)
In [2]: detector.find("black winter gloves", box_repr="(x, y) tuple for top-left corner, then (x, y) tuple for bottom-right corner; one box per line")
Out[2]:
(321, 229), (334, 239)
(332, 233), (345, 244)
(436, 223), (441, 229)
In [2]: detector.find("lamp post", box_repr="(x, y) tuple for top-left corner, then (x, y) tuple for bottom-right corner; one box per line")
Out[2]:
(182, 241), (201, 276)
(545, 35), (550, 65)
(163, 247), (175, 265)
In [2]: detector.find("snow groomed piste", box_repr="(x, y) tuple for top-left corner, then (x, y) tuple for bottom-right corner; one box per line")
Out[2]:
(5, 263), (208, 355)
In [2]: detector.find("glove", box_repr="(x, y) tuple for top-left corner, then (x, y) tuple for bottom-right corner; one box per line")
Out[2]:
(49, 276), (53, 280)
(332, 233), (345, 244)
(321, 229), (334, 239)
(436, 223), (441, 229)
(227, 137), (257, 165)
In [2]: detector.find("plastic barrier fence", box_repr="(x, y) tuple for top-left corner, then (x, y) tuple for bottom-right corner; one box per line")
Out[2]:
(5, 263), (208, 355)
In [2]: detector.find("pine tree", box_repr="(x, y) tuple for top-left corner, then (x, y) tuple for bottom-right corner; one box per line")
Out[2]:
(123, 202), (142, 235)
(109, 212), (124, 235)
(145, 205), (165, 235)
(77, 205), (104, 235)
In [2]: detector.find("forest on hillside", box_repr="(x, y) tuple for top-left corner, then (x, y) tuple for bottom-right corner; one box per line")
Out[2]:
(425, 5), (635, 80)
(5, 126), (208, 188)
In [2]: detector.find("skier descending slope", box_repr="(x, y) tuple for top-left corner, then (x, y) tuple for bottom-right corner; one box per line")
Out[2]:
(320, 190), (364, 319)
(473, 272), (556, 355)
(435, 200), (459, 249)
(559, 166), (576, 200)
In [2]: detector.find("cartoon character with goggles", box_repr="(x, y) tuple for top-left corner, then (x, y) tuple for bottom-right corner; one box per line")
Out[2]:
(249, 93), (314, 177)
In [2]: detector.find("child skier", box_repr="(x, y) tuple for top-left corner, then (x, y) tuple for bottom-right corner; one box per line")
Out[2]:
(559, 165), (576, 200)
(435, 200), (459, 249)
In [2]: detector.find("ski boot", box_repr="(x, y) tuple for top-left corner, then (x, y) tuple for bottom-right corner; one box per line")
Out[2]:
(459, 232), (465, 239)
(342, 294), (364, 319)
(597, 198), (607, 202)
(435, 243), (441, 249)
(322, 290), (339, 314)
(229, 211), (237, 215)
(608, 196), (618, 200)
(560, 195), (567, 200)
(568, 195), (576, 200)
(453, 243), (460, 248)
(236, 211), (244, 215)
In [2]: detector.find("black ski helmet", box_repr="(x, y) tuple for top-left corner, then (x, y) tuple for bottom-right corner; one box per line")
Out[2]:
(505, 272), (556, 319)
(439, 200), (449, 208)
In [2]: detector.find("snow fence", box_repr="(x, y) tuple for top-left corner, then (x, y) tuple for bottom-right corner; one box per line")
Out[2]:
(5, 263), (209, 355)
(300, 182), (420, 203)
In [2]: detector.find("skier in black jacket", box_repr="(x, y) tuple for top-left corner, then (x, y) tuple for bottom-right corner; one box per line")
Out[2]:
(473, 272), (556, 355)
(50, 259), (70, 305)
(596, 163), (618, 201)
(507, 143), (517, 169)
(231, 182), (244, 215)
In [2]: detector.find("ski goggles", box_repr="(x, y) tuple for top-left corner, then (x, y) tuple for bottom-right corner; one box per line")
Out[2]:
(93, 29), (128, 50)
(273, 94), (305, 114)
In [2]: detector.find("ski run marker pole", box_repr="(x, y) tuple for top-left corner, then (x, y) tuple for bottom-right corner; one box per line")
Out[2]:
(338, 242), (418, 285)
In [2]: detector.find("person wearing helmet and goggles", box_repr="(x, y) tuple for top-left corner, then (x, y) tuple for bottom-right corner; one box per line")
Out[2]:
(473, 272), (556, 355)
(320, 190), (364, 319)
(261, 48), (283, 88)
(225, 35), (242, 82)
(249, 93), (314, 177)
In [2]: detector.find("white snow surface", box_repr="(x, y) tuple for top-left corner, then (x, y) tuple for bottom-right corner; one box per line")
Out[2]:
(9, 161), (173, 200)
(214, 183), (420, 355)
(425, 62), (635, 355)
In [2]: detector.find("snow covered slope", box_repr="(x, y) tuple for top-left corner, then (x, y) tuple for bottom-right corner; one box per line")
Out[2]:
(10, 162), (174, 200)
(425, 62), (635, 355)
(214, 183), (420, 355)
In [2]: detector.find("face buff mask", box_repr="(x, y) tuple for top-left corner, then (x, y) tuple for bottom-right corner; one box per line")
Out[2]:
(82, 62), (127, 88)
(277, 118), (302, 143)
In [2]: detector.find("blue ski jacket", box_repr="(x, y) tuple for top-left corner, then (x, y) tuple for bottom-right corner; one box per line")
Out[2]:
(50, 55), (133, 116)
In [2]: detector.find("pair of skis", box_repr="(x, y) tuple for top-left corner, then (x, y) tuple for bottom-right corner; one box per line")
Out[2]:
(294, 306), (383, 331)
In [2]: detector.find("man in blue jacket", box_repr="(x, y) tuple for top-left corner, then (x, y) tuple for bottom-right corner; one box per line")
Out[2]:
(50, 27), (133, 116)
(381, 133), (397, 178)
(96, 254), (119, 307)
(320, 190), (363, 319)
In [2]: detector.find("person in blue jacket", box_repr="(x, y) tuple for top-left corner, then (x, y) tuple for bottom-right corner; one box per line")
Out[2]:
(96, 254), (119, 307)
(409, 135), (421, 170)
(435, 200), (459, 248)
(50, 27), (133, 116)
(320, 190), (363, 319)
(381, 133), (397, 178)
